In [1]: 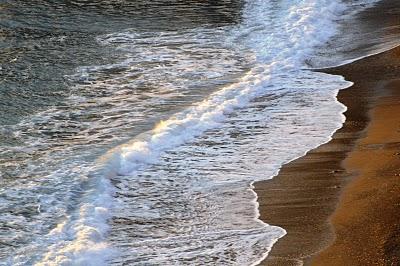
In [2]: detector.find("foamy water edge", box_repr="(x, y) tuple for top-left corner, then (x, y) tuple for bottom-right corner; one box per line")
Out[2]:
(32, 0), (383, 265)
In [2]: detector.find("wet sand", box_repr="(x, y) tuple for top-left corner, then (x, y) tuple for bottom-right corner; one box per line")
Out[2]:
(311, 46), (400, 266)
(255, 30), (400, 266)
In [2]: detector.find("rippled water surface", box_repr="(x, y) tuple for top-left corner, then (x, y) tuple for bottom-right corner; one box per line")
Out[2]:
(1, 1), (249, 262)
(0, 0), (383, 265)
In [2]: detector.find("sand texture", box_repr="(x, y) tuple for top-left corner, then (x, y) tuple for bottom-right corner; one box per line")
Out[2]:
(255, 31), (400, 266)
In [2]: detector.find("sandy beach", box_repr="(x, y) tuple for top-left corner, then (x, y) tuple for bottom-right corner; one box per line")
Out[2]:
(255, 6), (400, 266)
(311, 45), (400, 266)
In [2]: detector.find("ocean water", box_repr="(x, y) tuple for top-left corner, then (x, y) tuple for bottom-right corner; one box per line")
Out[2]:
(0, 0), (390, 265)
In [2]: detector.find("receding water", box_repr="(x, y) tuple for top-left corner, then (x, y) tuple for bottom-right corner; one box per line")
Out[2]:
(0, 0), (387, 265)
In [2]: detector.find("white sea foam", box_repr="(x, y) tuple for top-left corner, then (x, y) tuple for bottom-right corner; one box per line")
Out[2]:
(112, 0), (348, 176)
(32, 170), (116, 266)
(28, 0), (380, 265)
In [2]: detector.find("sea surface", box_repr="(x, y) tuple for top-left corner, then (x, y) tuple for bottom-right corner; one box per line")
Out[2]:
(0, 0), (396, 265)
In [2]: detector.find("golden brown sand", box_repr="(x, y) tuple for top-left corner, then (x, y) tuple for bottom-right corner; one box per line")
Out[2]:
(255, 39), (400, 266)
(311, 47), (400, 266)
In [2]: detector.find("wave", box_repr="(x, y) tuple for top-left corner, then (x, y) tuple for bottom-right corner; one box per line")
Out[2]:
(28, 0), (379, 265)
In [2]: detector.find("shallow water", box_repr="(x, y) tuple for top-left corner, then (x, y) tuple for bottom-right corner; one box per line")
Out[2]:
(0, 0), (386, 265)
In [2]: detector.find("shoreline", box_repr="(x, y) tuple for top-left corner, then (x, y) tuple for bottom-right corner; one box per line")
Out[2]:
(311, 45), (400, 266)
(255, 26), (400, 266)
